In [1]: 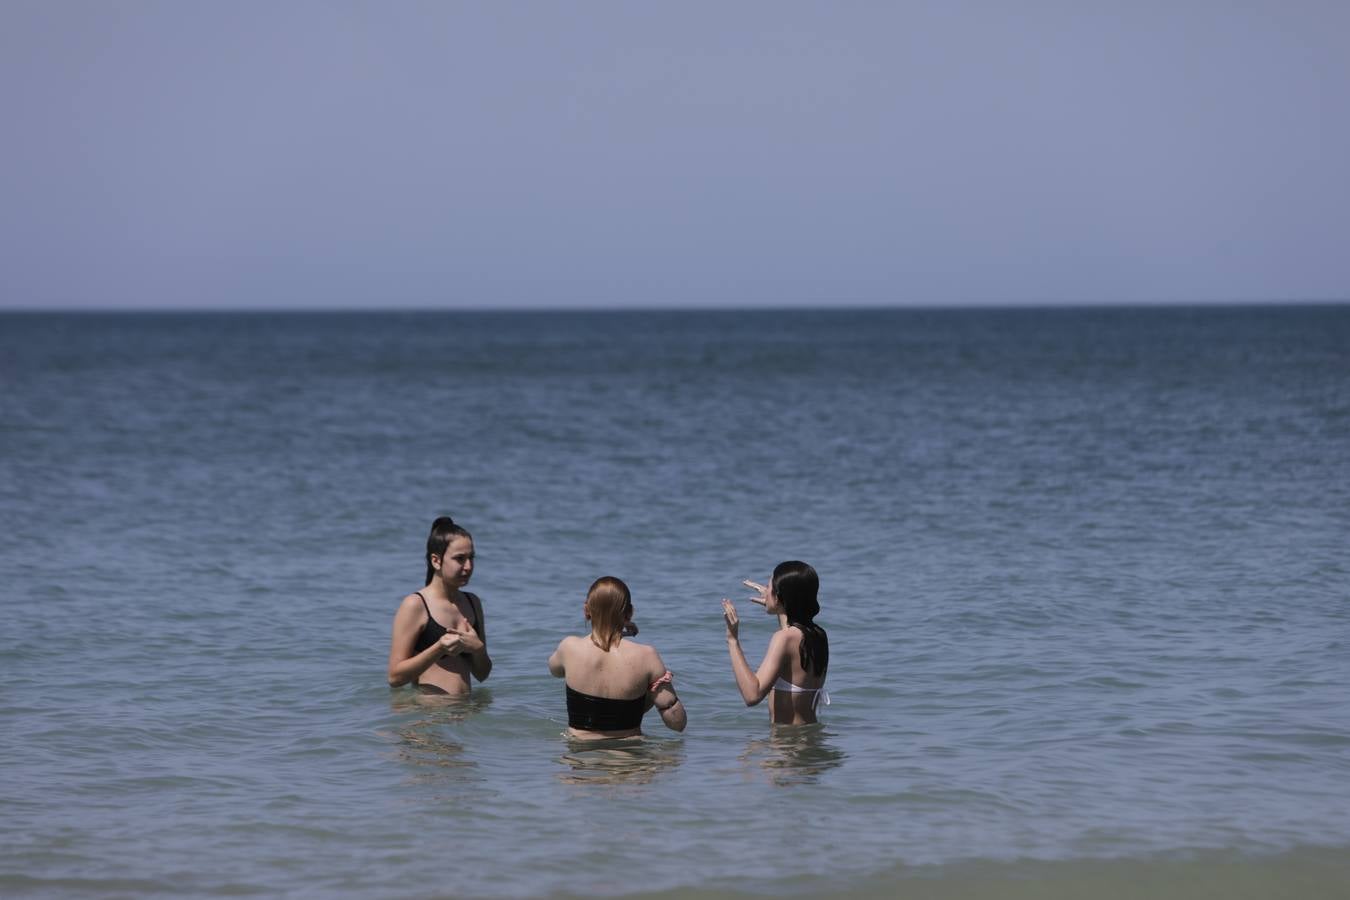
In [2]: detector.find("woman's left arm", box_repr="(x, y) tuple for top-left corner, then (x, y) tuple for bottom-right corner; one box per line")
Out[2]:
(648, 651), (686, 732)
(463, 593), (492, 682)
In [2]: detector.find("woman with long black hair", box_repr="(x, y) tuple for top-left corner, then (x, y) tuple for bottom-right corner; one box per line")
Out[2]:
(721, 561), (829, 725)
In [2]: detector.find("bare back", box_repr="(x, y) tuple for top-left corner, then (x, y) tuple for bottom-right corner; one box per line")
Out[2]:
(558, 635), (661, 700)
(769, 626), (827, 725)
(548, 634), (685, 739)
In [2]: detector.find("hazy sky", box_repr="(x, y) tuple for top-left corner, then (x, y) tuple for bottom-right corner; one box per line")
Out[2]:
(2, 2), (1347, 310)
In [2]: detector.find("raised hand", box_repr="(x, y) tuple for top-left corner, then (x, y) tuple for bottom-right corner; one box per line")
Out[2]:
(742, 579), (768, 606)
(721, 598), (740, 640)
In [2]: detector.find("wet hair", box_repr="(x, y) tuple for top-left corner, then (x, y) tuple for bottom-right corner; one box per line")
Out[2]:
(773, 561), (828, 678)
(425, 516), (472, 584)
(587, 576), (632, 651)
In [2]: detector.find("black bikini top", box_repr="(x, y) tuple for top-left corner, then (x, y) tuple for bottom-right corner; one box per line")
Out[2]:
(565, 685), (646, 732)
(412, 591), (481, 657)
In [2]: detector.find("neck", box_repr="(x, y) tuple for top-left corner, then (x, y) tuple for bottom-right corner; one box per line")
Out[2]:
(425, 582), (461, 602)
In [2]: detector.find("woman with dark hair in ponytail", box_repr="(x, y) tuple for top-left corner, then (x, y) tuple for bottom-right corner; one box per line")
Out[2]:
(721, 561), (829, 725)
(387, 516), (492, 694)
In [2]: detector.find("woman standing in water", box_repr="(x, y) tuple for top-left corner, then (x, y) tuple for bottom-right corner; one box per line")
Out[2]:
(548, 577), (686, 739)
(388, 516), (492, 694)
(722, 561), (829, 724)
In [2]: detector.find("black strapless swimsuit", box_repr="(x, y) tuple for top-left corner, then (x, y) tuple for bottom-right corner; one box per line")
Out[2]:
(565, 686), (646, 731)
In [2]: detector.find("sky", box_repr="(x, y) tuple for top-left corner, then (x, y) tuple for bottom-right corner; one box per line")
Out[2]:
(2, 1), (1347, 311)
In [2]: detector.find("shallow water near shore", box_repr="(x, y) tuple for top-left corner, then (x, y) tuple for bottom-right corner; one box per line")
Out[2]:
(2, 306), (1348, 897)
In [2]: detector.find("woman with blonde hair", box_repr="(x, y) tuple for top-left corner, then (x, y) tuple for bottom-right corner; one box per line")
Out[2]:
(548, 577), (686, 739)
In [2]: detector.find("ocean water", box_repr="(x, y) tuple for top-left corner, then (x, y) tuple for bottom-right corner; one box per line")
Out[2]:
(1, 306), (1348, 898)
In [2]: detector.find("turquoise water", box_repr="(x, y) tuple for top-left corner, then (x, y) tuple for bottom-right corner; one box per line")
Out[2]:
(2, 307), (1349, 897)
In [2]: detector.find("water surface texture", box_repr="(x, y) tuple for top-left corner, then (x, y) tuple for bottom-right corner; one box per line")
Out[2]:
(2, 307), (1348, 897)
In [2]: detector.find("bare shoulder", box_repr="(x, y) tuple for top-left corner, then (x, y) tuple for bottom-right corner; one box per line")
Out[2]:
(395, 593), (427, 617)
(769, 626), (798, 654)
(621, 637), (654, 655)
(634, 641), (667, 673)
(551, 633), (586, 659)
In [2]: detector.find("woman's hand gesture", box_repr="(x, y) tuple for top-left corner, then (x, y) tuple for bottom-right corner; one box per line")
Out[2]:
(721, 599), (740, 640)
(437, 631), (465, 656)
(439, 622), (482, 657)
(743, 579), (768, 606)
(453, 621), (484, 655)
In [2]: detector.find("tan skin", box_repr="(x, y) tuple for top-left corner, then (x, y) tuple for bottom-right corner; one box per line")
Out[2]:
(722, 578), (825, 725)
(547, 599), (686, 740)
(387, 535), (492, 694)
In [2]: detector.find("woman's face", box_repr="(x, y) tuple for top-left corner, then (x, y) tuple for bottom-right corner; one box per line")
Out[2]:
(432, 536), (475, 587)
(764, 577), (783, 615)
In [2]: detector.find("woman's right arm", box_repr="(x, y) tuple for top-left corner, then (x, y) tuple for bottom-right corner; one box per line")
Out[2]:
(723, 599), (787, 706)
(387, 595), (447, 687)
(547, 637), (569, 678)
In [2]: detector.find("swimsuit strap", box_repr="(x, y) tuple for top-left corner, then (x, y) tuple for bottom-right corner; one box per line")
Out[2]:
(415, 590), (452, 644)
(417, 590), (475, 632)
(410, 590), (447, 657)
(415, 590), (478, 660)
(773, 677), (831, 710)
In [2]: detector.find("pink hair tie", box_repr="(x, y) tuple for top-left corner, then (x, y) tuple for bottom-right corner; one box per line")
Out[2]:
(649, 670), (673, 692)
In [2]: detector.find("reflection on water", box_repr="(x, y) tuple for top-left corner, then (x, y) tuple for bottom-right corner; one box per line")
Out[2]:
(557, 735), (685, 787)
(740, 725), (846, 786)
(381, 690), (494, 788)
(389, 686), (496, 719)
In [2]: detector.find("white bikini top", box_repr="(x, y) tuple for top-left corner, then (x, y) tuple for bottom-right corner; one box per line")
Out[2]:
(772, 677), (830, 710)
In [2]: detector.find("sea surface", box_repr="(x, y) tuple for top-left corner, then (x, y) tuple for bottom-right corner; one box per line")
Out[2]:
(2, 306), (1348, 898)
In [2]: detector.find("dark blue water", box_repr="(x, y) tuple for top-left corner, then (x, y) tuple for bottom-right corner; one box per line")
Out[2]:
(2, 306), (1348, 897)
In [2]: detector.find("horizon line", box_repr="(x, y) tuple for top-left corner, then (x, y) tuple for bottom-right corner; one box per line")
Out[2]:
(2, 297), (1348, 315)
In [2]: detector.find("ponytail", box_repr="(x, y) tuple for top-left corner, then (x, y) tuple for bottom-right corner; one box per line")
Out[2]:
(796, 621), (829, 679)
(772, 560), (829, 678)
(586, 576), (632, 651)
